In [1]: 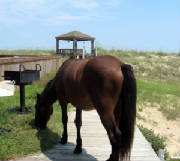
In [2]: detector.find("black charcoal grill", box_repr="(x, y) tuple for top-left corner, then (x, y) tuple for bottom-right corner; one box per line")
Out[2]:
(4, 64), (41, 112)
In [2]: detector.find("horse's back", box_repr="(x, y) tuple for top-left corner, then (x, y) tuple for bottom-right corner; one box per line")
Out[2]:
(83, 55), (124, 85)
(82, 55), (124, 110)
(87, 55), (123, 68)
(56, 58), (93, 109)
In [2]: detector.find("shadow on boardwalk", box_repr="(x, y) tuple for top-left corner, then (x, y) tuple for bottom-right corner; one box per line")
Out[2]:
(35, 126), (98, 161)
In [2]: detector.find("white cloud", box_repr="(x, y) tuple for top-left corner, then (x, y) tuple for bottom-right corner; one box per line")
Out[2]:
(42, 13), (96, 26)
(69, 0), (99, 9)
(0, 0), (100, 26)
(104, 0), (121, 7)
(12, 0), (44, 11)
(53, 14), (91, 21)
(0, 0), (45, 24)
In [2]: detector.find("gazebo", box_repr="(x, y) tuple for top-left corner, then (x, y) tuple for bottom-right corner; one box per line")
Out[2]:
(55, 31), (96, 58)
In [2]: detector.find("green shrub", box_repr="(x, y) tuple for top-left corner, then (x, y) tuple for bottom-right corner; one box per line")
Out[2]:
(138, 125), (169, 159)
(168, 159), (180, 161)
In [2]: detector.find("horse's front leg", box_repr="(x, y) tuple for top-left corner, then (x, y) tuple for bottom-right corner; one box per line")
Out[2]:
(59, 102), (68, 144)
(74, 108), (82, 154)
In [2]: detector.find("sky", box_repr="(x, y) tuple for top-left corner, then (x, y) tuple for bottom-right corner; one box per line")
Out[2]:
(0, 0), (179, 53)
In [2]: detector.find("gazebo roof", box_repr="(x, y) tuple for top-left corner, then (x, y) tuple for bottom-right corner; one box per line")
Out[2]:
(55, 31), (95, 41)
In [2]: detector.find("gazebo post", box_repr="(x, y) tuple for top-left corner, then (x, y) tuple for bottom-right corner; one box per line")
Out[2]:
(73, 39), (77, 57)
(91, 40), (95, 56)
(73, 39), (75, 52)
(56, 39), (59, 55)
(75, 40), (77, 56)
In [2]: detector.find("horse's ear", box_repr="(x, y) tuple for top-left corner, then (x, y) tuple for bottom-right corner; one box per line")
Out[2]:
(37, 93), (40, 100)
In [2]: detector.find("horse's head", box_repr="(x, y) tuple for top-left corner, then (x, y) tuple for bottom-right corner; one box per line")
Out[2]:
(35, 93), (53, 129)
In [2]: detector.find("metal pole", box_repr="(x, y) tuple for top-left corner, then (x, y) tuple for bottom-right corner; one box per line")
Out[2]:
(158, 149), (165, 161)
(82, 47), (85, 59)
(20, 84), (25, 112)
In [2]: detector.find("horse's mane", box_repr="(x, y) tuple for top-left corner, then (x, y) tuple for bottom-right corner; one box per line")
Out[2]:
(40, 79), (57, 106)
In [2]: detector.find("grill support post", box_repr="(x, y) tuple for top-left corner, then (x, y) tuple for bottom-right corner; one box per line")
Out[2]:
(4, 64), (41, 113)
(20, 84), (25, 112)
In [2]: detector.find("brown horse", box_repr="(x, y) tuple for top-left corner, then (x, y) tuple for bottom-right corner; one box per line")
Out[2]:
(35, 55), (136, 161)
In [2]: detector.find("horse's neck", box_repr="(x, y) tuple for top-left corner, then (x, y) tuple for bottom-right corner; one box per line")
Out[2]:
(41, 79), (57, 106)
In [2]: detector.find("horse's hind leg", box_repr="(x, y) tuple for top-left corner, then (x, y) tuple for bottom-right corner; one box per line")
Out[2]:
(91, 98), (121, 161)
(100, 112), (121, 161)
(74, 108), (82, 154)
(59, 102), (68, 144)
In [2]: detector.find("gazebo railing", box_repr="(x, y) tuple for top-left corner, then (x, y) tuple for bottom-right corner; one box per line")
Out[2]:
(57, 48), (97, 58)
(57, 49), (83, 56)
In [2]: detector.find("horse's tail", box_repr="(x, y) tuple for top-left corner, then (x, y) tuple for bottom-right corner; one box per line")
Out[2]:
(117, 64), (137, 160)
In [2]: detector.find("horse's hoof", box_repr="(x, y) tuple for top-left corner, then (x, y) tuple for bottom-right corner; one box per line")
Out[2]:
(73, 147), (82, 154)
(59, 137), (67, 144)
(106, 158), (116, 161)
(106, 154), (118, 161)
(106, 157), (111, 161)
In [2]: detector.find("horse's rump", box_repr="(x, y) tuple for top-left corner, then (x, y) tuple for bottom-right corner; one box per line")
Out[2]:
(56, 56), (124, 110)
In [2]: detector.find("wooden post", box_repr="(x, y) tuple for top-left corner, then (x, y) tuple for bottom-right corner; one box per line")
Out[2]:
(56, 39), (59, 55)
(91, 40), (94, 56)
(73, 39), (77, 58)
(73, 39), (75, 57)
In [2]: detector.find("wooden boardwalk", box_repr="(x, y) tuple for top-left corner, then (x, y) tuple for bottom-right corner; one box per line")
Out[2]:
(11, 110), (160, 161)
